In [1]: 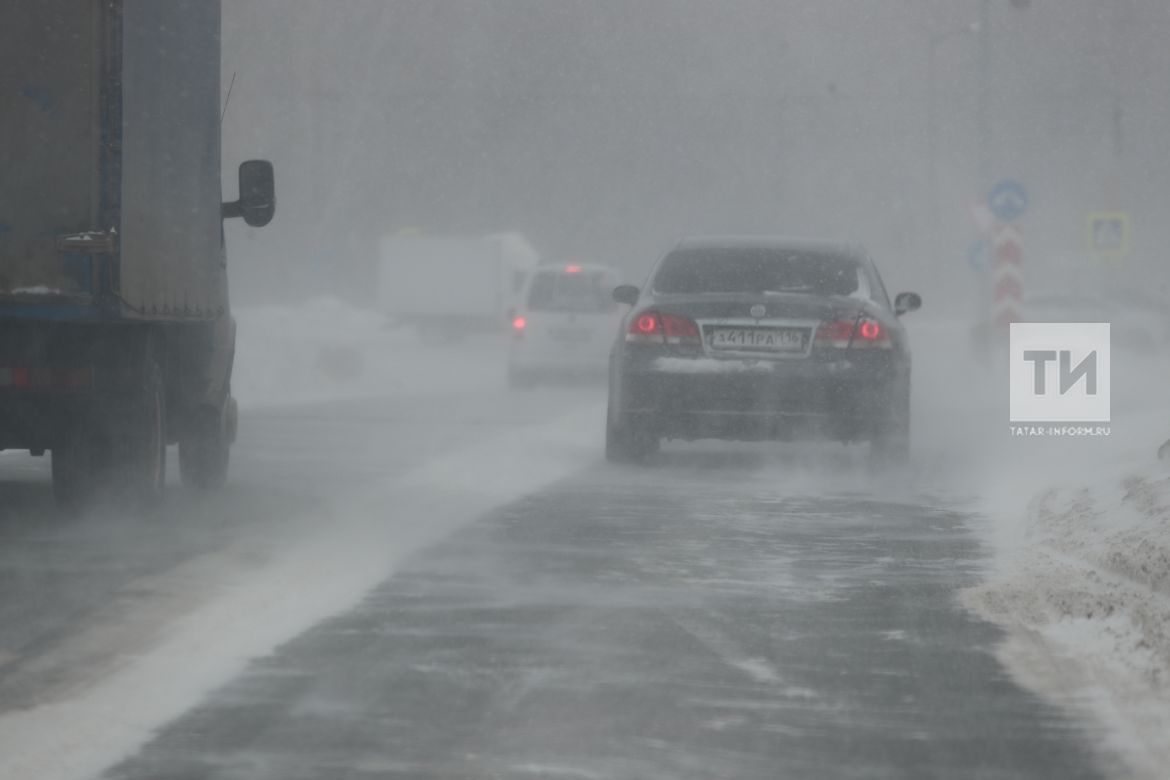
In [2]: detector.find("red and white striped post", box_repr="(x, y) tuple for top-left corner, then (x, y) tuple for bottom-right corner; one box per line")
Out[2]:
(991, 223), (1023, 328)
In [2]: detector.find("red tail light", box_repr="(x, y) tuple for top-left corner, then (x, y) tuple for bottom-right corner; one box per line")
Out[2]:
(815, 317), (891, 349)
(626, 311), (700, 346)
(512, 315), (527, 331)
(627, 312), (663, 343)
(852, 317), (890, 348)
(857, 319), (882, 341)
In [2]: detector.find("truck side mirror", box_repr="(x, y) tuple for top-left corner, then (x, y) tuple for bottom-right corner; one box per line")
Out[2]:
(222, 160), (275, 227)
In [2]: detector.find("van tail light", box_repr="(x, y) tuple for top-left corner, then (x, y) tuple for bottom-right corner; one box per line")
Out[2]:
(626, 311), (701, 346)
(814, 317), (891, 350)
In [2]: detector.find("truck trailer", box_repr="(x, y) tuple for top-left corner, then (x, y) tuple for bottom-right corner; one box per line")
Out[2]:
(0, 1), (274, 507)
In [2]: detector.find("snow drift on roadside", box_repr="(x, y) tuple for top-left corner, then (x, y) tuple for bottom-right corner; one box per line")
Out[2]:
(232, 297), (507, 408)
(963, 463), (1170, 778)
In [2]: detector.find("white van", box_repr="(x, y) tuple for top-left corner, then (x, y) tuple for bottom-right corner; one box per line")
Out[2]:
(508, 263), (624, 388)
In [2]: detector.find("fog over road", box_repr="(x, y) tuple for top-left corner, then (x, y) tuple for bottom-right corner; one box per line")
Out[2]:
(0, 334), (1119, 780)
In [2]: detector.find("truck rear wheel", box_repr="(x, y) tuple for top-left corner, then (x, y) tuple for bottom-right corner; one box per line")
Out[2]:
(117, 356), (168, 504)
(179, 399), (232, 491)
(51, 430), (97, 512)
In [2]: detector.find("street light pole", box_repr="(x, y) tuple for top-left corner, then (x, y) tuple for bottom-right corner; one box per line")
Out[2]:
(976, 0), (992, 193)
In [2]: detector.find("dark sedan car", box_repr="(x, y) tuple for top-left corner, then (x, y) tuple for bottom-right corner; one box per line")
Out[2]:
(606, 237), (921, 462)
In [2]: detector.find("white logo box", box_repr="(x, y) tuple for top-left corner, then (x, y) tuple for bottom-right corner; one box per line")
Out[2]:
(1009, 322), (1110, 423)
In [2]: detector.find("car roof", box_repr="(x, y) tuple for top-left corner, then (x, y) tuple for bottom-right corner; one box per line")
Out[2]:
(671, 235), (867, 259)
(532, 262), (617, 274)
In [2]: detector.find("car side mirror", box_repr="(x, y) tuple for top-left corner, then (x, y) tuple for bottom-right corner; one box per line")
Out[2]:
(613, 285), (640, 306)
(894, 291), (922, 316)
(222, 160), (275, 227)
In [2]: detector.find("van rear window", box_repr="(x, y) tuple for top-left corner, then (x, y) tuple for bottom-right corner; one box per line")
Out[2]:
(527, 271), (613, 312)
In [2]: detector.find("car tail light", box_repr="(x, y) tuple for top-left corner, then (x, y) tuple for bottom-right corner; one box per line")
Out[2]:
(814, 317), (891, 349)
(626, 311), (700, 346)
(852, 317), (891, 349)
(627, 312), (663, 343)
(512, 315), (527, 331)
(564, 265), (582, 274)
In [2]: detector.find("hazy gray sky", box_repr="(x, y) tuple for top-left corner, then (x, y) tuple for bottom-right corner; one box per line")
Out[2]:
(220, 1), (1170, 305)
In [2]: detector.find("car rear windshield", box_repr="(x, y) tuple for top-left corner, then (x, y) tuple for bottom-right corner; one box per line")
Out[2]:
(651, 247), (865, 297)
(526, 271), (614, 312)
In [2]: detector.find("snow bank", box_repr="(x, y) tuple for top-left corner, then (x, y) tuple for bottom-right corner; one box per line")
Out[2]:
(963, 445), (1170, 777)
(899, 314), (1170, 776)
(232, 297), (507, 408)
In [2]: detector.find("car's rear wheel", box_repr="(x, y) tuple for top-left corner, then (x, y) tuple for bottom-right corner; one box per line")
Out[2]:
(869, 389), (910, 468)
(605, 404), (658, 463)
(870, 421), (909, 465)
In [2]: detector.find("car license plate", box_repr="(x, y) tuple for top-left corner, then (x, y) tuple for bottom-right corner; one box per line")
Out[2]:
(708, 327), (806, 353)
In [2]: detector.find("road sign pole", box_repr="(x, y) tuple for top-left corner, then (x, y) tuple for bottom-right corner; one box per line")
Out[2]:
(982, 179), (1028, 331)
(992, 224), (1023, 329)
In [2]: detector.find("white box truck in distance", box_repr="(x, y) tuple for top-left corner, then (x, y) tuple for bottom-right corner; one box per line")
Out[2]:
(378, 233), (538, 340)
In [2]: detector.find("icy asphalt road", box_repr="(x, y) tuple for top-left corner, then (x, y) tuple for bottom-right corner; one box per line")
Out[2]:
(98, 450), (1106, 780)
(0, 358), (1109, 779)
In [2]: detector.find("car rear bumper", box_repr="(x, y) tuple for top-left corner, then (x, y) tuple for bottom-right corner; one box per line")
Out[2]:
(614, 354), (906, 442)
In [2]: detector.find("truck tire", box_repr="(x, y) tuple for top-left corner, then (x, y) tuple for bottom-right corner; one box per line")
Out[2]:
(51, 430), (96, 512)
(115, 355), (167, 505)
(179, 401), (231, 491)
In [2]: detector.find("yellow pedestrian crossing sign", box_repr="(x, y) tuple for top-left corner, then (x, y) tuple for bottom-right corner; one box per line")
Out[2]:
(1086, 212), (1131, 261)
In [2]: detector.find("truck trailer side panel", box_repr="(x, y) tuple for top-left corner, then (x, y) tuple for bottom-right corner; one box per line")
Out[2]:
(0, 2), (105, 299)
(119, 0), (225, 319)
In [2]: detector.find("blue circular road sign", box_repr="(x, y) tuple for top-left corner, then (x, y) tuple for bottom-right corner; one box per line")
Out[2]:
(987, 179), (1029, 222)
